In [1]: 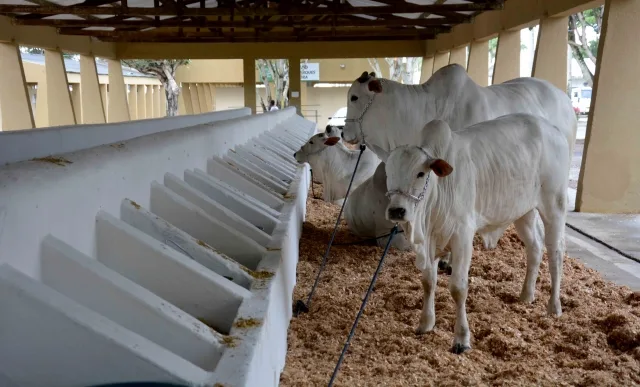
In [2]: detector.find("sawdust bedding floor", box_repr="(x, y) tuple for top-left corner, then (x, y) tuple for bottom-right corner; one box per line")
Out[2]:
(280, 185), (640, 387)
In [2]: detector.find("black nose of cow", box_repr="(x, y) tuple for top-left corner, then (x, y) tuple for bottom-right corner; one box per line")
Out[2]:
(293, 152), (297, 158)
(388, 207), (406, 220)
(341, 132), (344, 139)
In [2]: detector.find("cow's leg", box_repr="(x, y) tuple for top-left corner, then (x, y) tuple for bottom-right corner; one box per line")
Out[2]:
(416, 249), (439, 335)
(513, 210), (542, 303)
(448, 230), (473, 354)
(537, 193), (567, 317)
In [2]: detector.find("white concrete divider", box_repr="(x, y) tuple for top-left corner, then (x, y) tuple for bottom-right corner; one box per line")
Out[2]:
(0, 106), (315, 386)
(191, 168), (282, 220)
(40, 235), (224, 371)
(184, 169), (280, 233)
(0, 264), (211, 387)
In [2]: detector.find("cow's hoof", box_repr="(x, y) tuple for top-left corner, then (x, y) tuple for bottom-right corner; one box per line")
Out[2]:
(451, 343), (471, 355)
(415, 323), (435, 335)
(547, 299), (562, 317)
(519, 291), (535, 304)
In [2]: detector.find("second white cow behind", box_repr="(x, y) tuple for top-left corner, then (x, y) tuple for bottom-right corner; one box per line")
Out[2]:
(294, 132), (380, 205)
(385, 115), (570, 355)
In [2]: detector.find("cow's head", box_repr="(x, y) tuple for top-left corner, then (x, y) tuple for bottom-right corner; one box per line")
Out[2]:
(385, 120), (454, 224)
(294, 132), (341, 163)
(343, 71), (383, 144)
(325, 125), (343, 138)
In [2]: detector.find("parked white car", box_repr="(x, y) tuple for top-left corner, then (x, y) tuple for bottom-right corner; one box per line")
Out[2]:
(571, 86), (592, 115)
(327, 107), (347, 129)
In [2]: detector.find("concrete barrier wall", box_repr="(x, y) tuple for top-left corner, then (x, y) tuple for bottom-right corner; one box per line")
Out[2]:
(0, 107), (315, 386)
(0, 108), (250, 166)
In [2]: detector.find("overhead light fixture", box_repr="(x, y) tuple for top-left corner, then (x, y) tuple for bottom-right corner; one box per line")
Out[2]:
(340, 64), (346, 69)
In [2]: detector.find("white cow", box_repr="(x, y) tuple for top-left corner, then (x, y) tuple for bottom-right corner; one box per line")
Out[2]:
(325, 124), (342, 138)
(342, 65), (577, 249)
(344, 162), (412, 251)
(385, 116), (570, 354)
(294, 132), (380, 205)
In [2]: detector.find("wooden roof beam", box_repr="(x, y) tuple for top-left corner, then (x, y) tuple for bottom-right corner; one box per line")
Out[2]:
(0, 2), (504, 17)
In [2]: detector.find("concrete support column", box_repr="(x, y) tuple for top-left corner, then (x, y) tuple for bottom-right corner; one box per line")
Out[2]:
(203, 84), (213, 112)
(448, 46), (468, 68)
(153, 85), (162, 117)
(0, 42), (35, 130)
(182, 84), (194, 115)
(100, 84), (108, 121)
(79, 55), (106, 124)
(243, 58), (256, 114)
(492, 30), (521, 84)
(207, 84), (216, 111)
(196, 83), (208, 113)
(44, 49), (76, 126)
(432, 52), (450, 74)
(128, 85), (138, 120)
(532, 16), (569, 91)
(35, 80), (49, 127)
(70, 84), (82, 124)
(289, 57), (302, 114)
(107, 59), (130, 123)
(300, 82), (308, 117)
(189, 83), (201, 114)
(145, 85), (154, 118)
(160, 86), (167, 115)
(136, 85), (146, 119)
(467, 40), (489, 86)
(419, 56), (434, 83)
(576, 0), (640, 213)
(0, 43), (35, 131)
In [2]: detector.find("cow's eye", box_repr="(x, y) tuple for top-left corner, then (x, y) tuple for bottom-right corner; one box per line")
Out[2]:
(350, 95), (358, 102)
(310, 141), (314, 144)
(417, 172), (425, 178)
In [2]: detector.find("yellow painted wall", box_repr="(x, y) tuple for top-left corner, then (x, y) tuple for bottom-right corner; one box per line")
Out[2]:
(214, 87), (245, 111)
(176, 58), (395, 84)
(304, 86), (349, 129)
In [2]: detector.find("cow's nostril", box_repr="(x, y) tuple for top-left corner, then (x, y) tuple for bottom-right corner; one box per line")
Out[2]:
(341, 132), (344, 139)
(293, 152), (297, 158)
(388, 207), (406, 219)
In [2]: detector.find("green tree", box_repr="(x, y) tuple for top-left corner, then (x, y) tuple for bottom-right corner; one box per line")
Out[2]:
(568, 6), (604, 86)
(121, 59), (189, 117)
(256, 59), (289, 112)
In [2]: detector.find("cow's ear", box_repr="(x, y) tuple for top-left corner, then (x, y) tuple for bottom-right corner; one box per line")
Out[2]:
(429, 159), (453, 177)
(368, 79), (383, 93)
(324, 137), (340, 146)
(369, 71), (376, 78)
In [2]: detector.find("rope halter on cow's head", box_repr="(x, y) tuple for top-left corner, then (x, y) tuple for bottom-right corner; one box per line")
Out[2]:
(345, 71), (386, 146)
(385, 147), (433, 204)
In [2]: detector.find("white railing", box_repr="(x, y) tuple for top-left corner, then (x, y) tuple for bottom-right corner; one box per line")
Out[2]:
(0, 107), (315, 387)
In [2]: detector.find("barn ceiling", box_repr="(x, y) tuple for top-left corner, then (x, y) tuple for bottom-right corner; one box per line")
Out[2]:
(0, 0), (505, 43)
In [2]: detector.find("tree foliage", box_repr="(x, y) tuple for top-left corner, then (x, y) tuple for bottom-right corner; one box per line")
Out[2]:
(256, 59), (289, 112)
(19, 46), (77, 59)
(367, 57), (422, 84)
(121, 59), (189, 116)
(568, 6), (604, 86)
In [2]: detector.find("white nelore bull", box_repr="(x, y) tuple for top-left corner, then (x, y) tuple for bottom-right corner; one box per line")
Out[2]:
(344, 162), (412, 251)
(294, 132), (380, 205)
(342, 65), (577, 250)
(385, 115), (570, 354)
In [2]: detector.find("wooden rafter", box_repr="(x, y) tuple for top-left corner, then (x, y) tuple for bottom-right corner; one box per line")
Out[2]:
(0, 0), (506, 44)
(2, 2), (503, 17)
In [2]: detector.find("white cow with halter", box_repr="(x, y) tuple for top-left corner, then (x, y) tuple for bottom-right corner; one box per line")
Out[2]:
(342, 65), (577, 250)
(344, 162), (413, 251)
(294, 132), (380, 205)
(385, 115), (570, 354)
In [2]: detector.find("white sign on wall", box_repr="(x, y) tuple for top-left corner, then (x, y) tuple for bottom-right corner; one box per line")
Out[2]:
(301, 63), (320, 81)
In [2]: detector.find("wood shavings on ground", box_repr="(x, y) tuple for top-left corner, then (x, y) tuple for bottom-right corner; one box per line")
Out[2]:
(281, 184), (640, 386)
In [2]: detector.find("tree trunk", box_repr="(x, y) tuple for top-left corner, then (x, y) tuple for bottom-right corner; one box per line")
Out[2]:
(161, 63), (180, 116)
(568, 15), (595, 87)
